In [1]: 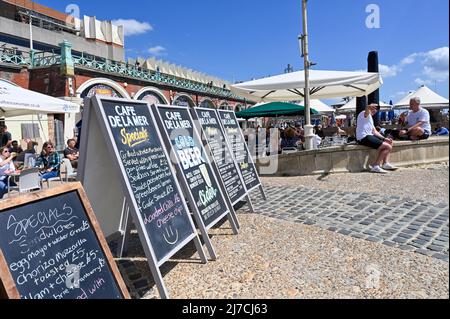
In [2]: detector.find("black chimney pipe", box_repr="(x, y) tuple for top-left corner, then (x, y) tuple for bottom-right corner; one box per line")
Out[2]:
(367, 51), (381, 126)
(355, 96), (367, 125)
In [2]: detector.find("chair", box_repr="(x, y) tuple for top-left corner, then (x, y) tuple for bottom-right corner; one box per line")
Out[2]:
(23, 153), (36, 169)
(42, 173), (63, 188)
(61, 158), (77, 182)
(8, 168), (41, 195)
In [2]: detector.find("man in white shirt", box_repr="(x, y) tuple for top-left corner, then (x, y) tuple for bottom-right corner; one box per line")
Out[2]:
(356, 104), (398, 174)
(399, 97), (432, 140)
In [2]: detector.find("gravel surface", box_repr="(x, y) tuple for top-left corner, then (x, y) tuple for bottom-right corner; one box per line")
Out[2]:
(122, 214), (448, 299)
(262, 162), (449, 204)
(114, 163), (448, 299)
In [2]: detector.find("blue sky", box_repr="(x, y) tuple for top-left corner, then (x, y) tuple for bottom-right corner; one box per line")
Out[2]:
(38, 0), (449, 103)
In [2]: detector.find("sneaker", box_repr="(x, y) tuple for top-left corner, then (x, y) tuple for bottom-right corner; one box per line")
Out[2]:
(370, 165), (388, 174)
(382, 163), (399, 171)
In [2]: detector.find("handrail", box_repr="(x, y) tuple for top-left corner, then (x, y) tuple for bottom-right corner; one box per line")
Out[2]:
(0, 47), (31, 66)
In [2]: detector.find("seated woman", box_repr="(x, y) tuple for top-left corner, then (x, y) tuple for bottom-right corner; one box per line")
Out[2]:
(35, 142), (61, 180)
(0, 147), (17, 199)
(281, 127), (299, 149)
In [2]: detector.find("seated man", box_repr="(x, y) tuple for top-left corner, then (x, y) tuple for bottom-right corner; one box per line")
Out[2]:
(432, 124), (449, 136)
(15, 140), (38, 163)
(9, 140), (23, 155)
(356, 104), (398, 174)
(399, 97), (432, 140)
(63, 139), (79, 169)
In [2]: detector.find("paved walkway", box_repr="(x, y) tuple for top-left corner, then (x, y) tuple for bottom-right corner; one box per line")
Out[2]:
(243, 186), (449, 261)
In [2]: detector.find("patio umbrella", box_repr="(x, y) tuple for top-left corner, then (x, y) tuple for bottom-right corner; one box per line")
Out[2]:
(231, 70), (383, 102)
(0, 79), (79, 117)
(235, 102), (318, 119)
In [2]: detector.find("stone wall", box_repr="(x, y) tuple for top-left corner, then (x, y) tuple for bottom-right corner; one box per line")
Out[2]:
(256, 137), (450, 176)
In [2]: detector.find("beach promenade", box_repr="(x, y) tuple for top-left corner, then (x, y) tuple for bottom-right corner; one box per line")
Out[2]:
(110, 162), (449, 299)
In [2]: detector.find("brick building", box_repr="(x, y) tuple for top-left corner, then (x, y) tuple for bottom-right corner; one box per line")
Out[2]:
(0, 0), (251, 150)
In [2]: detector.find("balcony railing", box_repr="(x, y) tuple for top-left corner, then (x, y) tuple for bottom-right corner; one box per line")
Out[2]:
(33, 51), (61, 67)
(72, 53), (237, 99)
(0, 47), (243, 100)
(0, 47), (31, 66)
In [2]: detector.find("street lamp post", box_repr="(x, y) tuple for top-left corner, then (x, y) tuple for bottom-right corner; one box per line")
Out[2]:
(300, 0), (314, 150)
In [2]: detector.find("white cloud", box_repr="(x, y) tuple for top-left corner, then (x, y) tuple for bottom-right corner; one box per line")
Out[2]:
(148, 46), (167, 56)
(377, 47), (449, 85)
(112, 19), (153, 36)
(414, 78), (433, 86)
(421, 47), (449, 81)
(400, 53), (418, 66)
(379, 64), (400, 78)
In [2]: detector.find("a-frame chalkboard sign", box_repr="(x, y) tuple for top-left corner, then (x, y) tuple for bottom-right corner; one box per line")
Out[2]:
(152, 105), (239, 260)
(0, 183), (130, 299)
(217, 110), (266, 201)
(77, 96), (207, 299)
(191, 107), (254, 214)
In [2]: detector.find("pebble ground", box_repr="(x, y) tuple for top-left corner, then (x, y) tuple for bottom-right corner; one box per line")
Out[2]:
(114, 163), (449, 299)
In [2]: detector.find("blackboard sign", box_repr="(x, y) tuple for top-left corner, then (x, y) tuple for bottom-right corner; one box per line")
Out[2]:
(97, 99), (198, 263)
(154, 105), (229, 228)
(193, 107), (247, 205)
(0, 184), (129, 299)
(218, 110), (262, 192)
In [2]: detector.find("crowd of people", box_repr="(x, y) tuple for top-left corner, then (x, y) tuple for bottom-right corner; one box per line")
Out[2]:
(0, 130), (80, 199)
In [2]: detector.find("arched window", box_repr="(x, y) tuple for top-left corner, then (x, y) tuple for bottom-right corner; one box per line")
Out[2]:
(173, 95), (196, 108)
(219, 102), (230, 110)
(77, 78), (130, 99)
(80, 84), (121, 99)
(199, 99), (215, 109)
(136, 90), (168, 105)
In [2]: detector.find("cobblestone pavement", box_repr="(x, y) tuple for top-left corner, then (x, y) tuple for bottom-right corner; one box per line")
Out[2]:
(262, 162), (449, 204)
(242, 186), (449, 261)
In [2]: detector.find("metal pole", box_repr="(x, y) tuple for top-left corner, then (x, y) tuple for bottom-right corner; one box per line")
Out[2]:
(301, 0), (314, 150)
(29, 12), (34, 51)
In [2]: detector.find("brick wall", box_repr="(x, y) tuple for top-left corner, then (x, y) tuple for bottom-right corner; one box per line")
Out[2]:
(0, 67), (30, 88)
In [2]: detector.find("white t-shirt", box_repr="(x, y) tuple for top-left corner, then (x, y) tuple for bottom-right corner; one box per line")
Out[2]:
(0, 160), (15, 181)
(406, 108), (432, 134)
(356, 111), (375, 141)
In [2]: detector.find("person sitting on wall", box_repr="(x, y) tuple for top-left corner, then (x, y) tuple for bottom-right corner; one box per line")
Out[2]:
(35, 142), (61, 181)
(399, 97), (432, 140)
(432, 123), (449, 136)
(63, 139), (79, 169)
(356, 104), (398, 174)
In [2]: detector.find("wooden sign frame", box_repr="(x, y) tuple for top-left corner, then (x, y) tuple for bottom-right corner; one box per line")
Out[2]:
(0, 183), (130, 299)
(152, 104), (239, 260)
(217, 110), (267, 201)
(78, 96), (207, 299)
(191, 107), (254, 214)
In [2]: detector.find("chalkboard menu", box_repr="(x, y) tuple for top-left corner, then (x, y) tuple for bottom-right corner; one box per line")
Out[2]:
(0, 184), (129, 299)
(218, 110), (262, 192)
(193, 108), (247, 205)
(155, 106), (229, 228)
(98, 99), (196, 262)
